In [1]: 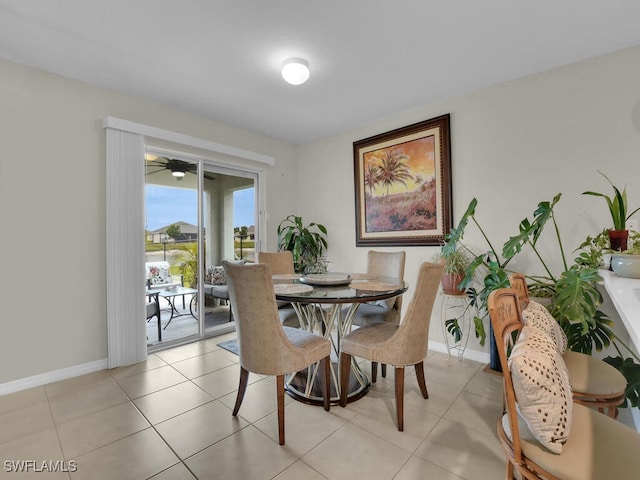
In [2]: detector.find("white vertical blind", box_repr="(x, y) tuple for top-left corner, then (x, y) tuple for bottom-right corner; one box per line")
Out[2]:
(105, 128), (146, 368)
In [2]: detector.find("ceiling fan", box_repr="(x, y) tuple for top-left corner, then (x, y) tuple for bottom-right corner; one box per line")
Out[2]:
(145, 157), (215, 181)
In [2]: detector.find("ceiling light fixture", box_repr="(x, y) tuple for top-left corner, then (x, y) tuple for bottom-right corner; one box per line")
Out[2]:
(281, 58), (310, 85)
(170, 169), (185, 177)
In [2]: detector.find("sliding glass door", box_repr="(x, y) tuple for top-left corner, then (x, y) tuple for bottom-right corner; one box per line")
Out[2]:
(144, 151), (257, 349)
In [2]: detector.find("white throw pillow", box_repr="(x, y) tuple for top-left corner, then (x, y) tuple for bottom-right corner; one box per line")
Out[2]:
(523, 300), (568, 354)
(508, 325), (572, 454)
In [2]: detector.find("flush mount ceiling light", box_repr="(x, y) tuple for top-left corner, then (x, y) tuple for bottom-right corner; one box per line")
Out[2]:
(281, 58), (310, 85)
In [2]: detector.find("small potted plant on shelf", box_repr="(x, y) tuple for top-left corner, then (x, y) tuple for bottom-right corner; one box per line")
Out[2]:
(277, 215), (329, 274)
(582, 170), (640, 252)
(435, 240), (474, 295)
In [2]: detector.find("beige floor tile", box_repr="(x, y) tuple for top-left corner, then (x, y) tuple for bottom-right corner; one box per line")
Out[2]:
(0, 401), (54, 445)
(303, 423), (411, 480)
(394, 455), (465, 480)
(414, 418), (505, 480)
(133, 381), (213, 424)
(109, 354), (168, 380)
(191, 364), (243, 399)
(69, 428), (179, 480)
(149, 463), (197, 480)
(272, 460), (328, 480)
(425, 354), (482, 389)
(443, 391), (503, 436)
(254, 401), (347, 457)
(404, 378), (462, 417)
(0, 428), (68, 480)
(154, 342), (210, 364)
(155, 400), (249, 459)
(45, 370), (116, 399)
(56, 402), (149, 459)
(348, 394), (441, 453)
(0, 386), (47, 415)
(463, 369), (504, 402)
(218, 377), (292, 423)
(185, 426), (297, 480)
(171, 351), (235, 379)
(115, 365), (188, 399)
(48, 382), (129, 425)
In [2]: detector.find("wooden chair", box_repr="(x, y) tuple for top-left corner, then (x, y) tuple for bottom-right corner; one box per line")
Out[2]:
(223, 261), (331, 445)
(509, 273), (626, 417)
(347, 250), (406, 382)
(339, 262), (443, 431)
(488, 288), (640, 479)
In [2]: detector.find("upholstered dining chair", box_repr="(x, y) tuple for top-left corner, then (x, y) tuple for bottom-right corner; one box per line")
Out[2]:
(256, 250), (300, 327)
(509, 273), (626, 417)
(339, 261), (443, 431)
(488, 288), (640, 480)
(223, 261), (331, 445)
(347, 250), (406, 382)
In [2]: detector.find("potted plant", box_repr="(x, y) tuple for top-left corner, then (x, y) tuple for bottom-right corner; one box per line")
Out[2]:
(582, 170), (640, 251)
(277, 215), (328, 274)
(436, 238), (474, 295)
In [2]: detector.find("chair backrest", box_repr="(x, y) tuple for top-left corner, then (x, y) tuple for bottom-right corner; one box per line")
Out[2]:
(223, 261), (301, 375)
(508, 273), (530, 310)
(487, 288), (526, 465)
(388, 262), (443, 365)
(367, 250), (406, 311)
(257, 251), (295, 275)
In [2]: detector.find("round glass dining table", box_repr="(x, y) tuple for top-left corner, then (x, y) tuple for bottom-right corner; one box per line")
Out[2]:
(272, 272), (408, 405)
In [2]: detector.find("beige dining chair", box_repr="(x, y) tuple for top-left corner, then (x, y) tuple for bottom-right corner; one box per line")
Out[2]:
(509, 273), (626, 417)
(256, 250), (300, 327)
(488, 288), (640, 479)
(223, 261), (331, 445)
(339, 261), (443, 431)
(347, 250), (406, 382)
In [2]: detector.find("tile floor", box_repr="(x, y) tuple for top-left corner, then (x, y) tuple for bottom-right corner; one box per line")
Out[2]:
(1, 334), (508, 480)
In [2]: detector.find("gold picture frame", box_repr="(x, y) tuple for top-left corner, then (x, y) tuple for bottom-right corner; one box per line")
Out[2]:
(353, 114), (452, 246)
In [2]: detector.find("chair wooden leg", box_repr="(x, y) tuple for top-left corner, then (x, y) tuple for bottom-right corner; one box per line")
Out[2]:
(414, 361), (429, 399)
(381, 363), (387, 378)
(505, 459), (515, 480)
(340, 352), (351, 407)
(232, 367), (249, 416)
(323, 355), (331, 411)
(371, 362), (378, 383)
(277, 374), (285, 445)
(395, 366), (404, 431)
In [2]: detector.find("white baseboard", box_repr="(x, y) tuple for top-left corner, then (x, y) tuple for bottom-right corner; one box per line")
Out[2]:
(0, 358), (109, 396)
(428, 340), (491, 365)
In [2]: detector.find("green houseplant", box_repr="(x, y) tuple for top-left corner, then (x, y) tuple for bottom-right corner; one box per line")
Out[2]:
(277, 215), (328, 274)
(582, 170), (640, 251)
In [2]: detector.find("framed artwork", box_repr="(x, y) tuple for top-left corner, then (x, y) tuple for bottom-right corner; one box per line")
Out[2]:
(353, 114), (452, 246)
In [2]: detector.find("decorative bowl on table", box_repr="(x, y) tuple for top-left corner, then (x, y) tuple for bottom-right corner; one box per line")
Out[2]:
(610, 254), (640, 279)
(299, 273), (351, 286)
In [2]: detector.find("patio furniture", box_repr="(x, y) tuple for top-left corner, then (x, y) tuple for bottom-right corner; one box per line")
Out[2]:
(223, 261), (331, 445)
(339, 262), (443, 431)
(146, 290), (161, 341)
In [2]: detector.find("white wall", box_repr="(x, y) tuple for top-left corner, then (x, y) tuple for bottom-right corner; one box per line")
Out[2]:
(0, 58), (297, 385)
(2, 44), (640, 386)
(295, 45), (640, 357)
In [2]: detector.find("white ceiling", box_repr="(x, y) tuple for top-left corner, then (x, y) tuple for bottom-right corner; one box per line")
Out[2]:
(2, 1), (640, 144)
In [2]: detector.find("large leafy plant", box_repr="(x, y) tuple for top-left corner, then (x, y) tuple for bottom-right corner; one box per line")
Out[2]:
(451, 193), (640, 406)
(277, 215), (328, 274)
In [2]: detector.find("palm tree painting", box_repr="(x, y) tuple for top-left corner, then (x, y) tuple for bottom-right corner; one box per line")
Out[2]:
(362, 136), (438, 233)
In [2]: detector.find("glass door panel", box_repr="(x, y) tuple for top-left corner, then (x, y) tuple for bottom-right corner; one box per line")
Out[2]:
(145, 154), (199, 347)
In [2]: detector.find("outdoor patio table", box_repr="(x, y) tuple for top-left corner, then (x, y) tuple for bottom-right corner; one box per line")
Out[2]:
(152, 286), (198, 329)
(273, 272), (407, 406)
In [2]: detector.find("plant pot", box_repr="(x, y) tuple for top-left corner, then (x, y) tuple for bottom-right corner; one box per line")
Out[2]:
(441, 272), (466, 295)
(608, 229), (629, 252)
(610, 254), (640, 278)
